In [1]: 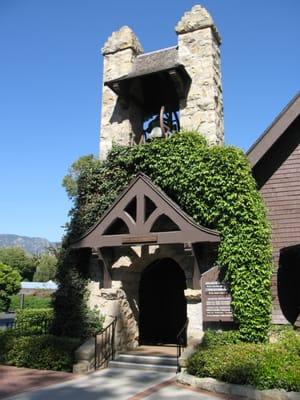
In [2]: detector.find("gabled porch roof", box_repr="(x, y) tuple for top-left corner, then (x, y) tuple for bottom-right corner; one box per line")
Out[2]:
(70, 173), (219, 249)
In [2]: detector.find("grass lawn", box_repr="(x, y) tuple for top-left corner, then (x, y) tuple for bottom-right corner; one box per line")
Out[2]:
(10, 294), (52, 310)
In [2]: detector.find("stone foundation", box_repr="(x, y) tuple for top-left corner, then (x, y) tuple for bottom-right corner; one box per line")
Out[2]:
(177, 373), (300, 400)
(185, 289), (202, 339)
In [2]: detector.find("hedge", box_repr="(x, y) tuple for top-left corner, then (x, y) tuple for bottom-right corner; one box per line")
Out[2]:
(14, 308), (54, 336)
(0, 331), (80, 372)
(187, 330), (300, 392)
(200, 329), (241, 348)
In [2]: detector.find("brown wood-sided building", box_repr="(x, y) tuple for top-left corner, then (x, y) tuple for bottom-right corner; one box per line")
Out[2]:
(248, 92), (300, 325)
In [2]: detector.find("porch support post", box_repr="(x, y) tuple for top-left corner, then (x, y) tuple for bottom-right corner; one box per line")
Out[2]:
(98, 248), (112, 288)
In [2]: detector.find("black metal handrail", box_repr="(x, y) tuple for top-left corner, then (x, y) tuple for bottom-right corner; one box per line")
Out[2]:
(13, 319), (51, 336)
(176, 318), (188, 373)
(94, 317), (117, 370)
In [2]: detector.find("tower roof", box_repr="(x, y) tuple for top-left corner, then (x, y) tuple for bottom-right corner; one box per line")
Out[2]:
(104, 46), (191, 117)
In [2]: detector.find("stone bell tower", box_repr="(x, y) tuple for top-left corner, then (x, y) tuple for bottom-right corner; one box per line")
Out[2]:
(99, 5), (224, 160)
(176, 5), (223, 145)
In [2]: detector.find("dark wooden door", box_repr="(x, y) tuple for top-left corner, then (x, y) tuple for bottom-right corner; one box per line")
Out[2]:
(139, 258), (187, 344)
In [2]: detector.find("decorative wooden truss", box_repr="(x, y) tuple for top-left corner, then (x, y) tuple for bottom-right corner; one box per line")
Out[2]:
(70, 173), (220, 249)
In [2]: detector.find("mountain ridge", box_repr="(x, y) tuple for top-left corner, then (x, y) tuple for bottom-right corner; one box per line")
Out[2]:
(0, 234), (58, 255)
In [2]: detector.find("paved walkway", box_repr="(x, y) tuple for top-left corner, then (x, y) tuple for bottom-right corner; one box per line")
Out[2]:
(0, 366), (76, 400)
(3, 367), (241, 400)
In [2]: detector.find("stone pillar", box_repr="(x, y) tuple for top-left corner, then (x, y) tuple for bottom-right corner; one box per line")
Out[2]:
(176, 5), (224, 144)
(185, 289), (203, 341)
(100, 26), (144, 160)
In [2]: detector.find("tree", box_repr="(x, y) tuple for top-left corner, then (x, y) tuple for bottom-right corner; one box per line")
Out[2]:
(0, 263), (21, 311)
(62, 154), (96, 199)
(0, 247), (35, 281)
(33, 254), (57, 282)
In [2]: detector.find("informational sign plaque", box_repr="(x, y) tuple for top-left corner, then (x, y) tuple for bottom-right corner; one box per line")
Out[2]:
(201, 266), (234, 322)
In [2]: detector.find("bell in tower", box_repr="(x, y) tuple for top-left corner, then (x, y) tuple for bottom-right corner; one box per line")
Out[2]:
(105, 47), (191, 142)
(100, 5), (224, 160)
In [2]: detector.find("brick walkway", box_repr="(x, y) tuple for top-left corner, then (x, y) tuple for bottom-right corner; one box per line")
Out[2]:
(0, 365), (77, 399)
(127, 378), (240, 400)
(1, 367), (243, 400)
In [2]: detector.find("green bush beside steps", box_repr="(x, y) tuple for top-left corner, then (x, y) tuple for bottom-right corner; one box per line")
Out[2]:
(0, 307), (102, 372)
(14, 308), (54, 336)
(0, 332), (80, 372)
(187, 330), (300, 392)
(0, 308), (77, 372)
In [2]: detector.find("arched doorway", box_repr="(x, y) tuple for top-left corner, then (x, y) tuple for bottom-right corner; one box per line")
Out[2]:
(139, 258), (187, 344)
(278, 245), (300, 324)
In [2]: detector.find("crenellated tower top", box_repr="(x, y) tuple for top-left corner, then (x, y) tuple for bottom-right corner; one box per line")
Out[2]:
(99, 5), (224, 160)
(102, 26), (143, 56)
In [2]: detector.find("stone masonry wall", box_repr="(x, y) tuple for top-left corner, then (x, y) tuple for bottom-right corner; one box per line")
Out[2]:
(100, 26), (144, 160)
(88, 244), (203, 351)
(99, 6), (224, 159)
(176, 5), (224, 144)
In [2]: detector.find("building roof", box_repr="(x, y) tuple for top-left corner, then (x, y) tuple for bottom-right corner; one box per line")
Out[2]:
(247, 92), (300, 168)
(126, 46), (180, 79)
(70, 173), (220, 249)
(107, 46), (180, 83)
(247, 92), (300, 189)
(21, 280), (58, 290)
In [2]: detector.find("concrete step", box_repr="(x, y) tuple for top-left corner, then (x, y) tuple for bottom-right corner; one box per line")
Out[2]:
(116, 354), (177, 366)
(108, 360), (177, 373)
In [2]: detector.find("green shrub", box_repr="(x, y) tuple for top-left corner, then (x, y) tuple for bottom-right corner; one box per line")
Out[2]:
(14, 308), (54, 336)
(85, 307), (104, 336)
(201, 330), (241, 348)
(187, 330), (300, 391)
(5, 335), (80, 372)
(268, 324), (295, 343)
(187, 342), (261, 383)
(0, 330), (15, 363)
(276, 329), (300, 354)
(52, 250), (93, 339)
(255, 345), (300, 391)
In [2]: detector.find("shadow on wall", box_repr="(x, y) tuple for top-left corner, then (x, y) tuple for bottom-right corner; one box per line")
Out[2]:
(278, 244), (300, 324)
(139, 258), (187, 345)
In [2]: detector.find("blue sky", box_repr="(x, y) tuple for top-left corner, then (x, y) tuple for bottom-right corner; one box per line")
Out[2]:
(0, 0), (299, 242)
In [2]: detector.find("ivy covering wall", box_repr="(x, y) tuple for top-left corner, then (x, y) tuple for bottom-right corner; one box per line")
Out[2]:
(56, 131), (272, 342)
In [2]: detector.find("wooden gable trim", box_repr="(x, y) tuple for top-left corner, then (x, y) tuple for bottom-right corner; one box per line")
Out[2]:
(70, 173), (219, 249)
(247, 92), (300, 168)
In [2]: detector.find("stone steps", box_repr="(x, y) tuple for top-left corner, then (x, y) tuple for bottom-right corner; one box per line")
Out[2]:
(117, 354), (177, 366)
(108, 353), (177, 373)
